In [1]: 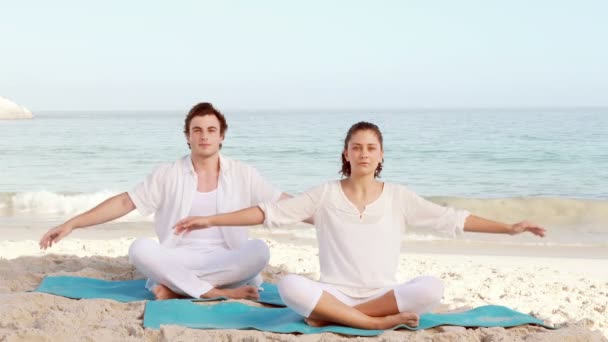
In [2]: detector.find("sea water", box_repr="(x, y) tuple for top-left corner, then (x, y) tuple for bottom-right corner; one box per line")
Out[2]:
(1, 109), (606, 253)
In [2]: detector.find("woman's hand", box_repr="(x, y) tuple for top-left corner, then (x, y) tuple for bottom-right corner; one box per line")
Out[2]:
(173, 216), (211, 235)
(509, 221), (546, 237)
(39, 224), (74, 249)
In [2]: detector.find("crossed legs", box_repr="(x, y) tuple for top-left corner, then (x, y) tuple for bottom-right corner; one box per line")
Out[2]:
(277, 274), (444, 329)
(128, 238), (269, 300)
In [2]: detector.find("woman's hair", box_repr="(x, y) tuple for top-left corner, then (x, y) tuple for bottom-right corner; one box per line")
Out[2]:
(184, 102), (228, 149)
(340, 121), (384, 178)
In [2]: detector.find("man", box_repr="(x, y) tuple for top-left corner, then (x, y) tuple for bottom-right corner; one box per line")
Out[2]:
(39, 102), (289, 300)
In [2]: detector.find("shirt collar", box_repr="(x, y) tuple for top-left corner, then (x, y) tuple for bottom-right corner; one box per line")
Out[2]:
(182, 153), (230, 175)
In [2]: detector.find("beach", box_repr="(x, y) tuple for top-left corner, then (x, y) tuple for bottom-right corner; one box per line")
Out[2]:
(1, 222), (606, 341)
(4, 0), (608, 337)
(1, 110), (607, 340)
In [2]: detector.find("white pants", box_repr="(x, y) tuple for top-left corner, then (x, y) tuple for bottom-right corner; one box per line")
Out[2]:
(128, 238), (270, 298)
(277, 274), (444, 317)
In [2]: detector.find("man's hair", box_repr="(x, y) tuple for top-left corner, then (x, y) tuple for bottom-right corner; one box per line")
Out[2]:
(184, 102), (228, 149)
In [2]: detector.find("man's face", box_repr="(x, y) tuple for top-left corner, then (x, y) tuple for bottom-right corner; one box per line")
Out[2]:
(186, 115), (224, 158)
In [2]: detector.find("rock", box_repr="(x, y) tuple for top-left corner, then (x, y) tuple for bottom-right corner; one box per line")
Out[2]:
(0, 96), (33, 120)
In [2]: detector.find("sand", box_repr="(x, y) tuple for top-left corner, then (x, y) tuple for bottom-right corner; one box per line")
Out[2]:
(1, 228), (606, 341)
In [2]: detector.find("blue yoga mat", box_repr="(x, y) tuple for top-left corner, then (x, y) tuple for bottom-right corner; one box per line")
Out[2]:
(34, 275), (285, 306)
(143, 301), (554, 336)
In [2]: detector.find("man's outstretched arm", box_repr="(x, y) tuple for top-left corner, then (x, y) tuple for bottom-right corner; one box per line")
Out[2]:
(39, 192), (136, 249)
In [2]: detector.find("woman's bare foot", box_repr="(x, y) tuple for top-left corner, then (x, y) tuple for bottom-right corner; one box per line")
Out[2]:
(306, 311), (419, 330)
(152, 284), (185, 300)
(304, 317), (331, 327)
(377, 311), (419, 329)
(202, 285), (259, 300)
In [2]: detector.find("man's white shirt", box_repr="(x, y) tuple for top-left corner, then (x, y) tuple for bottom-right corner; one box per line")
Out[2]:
(128, 154), (282, 248)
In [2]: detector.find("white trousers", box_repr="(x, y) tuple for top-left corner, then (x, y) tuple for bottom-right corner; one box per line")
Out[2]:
(277, 274), (444, 317)
(128, 238), (270, 298)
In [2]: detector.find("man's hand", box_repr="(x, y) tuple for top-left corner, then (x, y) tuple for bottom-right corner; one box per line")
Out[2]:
(39, 224), (74, 249)
(509, 221), (546, 237)
(174, 216), (211, 235)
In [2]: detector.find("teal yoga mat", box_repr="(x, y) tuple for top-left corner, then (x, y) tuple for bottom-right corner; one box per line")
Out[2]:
(143, 301), (554, 336)
(35, 275), (285, 306)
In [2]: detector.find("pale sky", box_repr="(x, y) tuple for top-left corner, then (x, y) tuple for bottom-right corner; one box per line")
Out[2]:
(2, 0), (607, 111)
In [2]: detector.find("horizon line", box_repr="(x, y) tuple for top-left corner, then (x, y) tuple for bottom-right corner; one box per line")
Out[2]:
(32, 105), (608, 113)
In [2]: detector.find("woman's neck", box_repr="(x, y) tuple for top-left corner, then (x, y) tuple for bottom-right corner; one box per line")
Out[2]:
(342, 174), (380, 194)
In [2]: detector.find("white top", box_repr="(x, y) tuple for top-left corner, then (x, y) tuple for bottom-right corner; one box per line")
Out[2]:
(178, 189), (226, 247)
(128, 154), (282, 248)
(259, 181), (470, 297)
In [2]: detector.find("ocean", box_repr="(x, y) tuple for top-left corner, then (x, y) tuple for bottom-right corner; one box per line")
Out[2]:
(1, 109), (607, 254)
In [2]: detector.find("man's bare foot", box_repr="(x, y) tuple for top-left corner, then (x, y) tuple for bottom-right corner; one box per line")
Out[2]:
(152, 284), (185, 300)
(202, 285), (259, 300)
(377, 311), (419, 329)
(304, 317), (332, 327)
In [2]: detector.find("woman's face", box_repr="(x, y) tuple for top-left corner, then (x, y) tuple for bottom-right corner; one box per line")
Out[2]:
(344, 129), (384, 177)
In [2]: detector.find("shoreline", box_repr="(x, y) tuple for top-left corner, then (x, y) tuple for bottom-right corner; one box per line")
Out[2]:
(2, 221), (607, 259)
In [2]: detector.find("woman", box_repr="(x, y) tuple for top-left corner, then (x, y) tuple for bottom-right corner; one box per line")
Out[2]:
(174, 121), (546, 330)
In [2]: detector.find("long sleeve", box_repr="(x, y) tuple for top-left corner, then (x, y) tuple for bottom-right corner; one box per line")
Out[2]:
(400, 186), (470, 237)
(258, 183), (327, 228)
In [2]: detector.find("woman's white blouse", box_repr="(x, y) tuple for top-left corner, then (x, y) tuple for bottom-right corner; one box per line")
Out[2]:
(258, 181), (470, 297)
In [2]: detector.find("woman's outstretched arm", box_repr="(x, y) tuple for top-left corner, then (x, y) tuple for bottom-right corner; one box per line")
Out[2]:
(174, 206), (264, 234)
(463, 215), (546, 237)
(175, 184), (327, 235)
(401, 186), (546, 238)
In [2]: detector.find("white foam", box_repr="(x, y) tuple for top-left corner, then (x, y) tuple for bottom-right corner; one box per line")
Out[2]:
(428, 196), (608, 228)
(8, 190), (152, 222)
(2, 192), (608, 233)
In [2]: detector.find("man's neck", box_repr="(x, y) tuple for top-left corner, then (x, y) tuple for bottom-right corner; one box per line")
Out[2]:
(190, 153), (220, 175)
